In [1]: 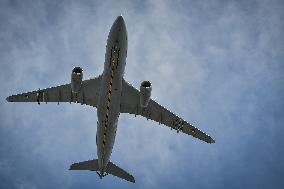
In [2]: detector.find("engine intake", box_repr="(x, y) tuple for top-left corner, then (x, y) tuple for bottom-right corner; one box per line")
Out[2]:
(71, 67), (83, 93)
(140, 81), (152, 108)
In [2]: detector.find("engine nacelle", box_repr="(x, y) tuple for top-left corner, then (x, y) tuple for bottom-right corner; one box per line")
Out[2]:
(71, 67), (83, 93)
(140, 81), (152, 108)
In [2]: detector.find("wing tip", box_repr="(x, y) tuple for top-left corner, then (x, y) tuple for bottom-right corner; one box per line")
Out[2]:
(130, 176), (135, 183)
(6, 96), (11, 102)
(210, 137), (215, 144)
(69, 163), (75, 170)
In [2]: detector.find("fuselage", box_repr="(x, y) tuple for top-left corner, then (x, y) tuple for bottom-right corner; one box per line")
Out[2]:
(96, 16), (128, 174)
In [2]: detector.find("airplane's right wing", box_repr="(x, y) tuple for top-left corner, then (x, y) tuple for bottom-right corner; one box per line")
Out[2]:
(6, 75), (102, 107)
(120, 79), (215, 144)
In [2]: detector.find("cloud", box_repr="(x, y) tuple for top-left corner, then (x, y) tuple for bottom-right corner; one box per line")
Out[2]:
(0, 0), (283, 188)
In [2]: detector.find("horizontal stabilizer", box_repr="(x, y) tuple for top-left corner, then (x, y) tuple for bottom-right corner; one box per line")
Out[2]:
(106, 161), (135, 183)
(69, 159), (135, 183)
(69, 159), (99, 171)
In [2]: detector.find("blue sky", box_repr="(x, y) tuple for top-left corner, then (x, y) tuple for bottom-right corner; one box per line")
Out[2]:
(0, 0), (283, 188)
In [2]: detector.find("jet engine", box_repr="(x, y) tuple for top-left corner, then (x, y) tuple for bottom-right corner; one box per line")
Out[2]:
(140, 81), (152, 108)
(71, 67), (83, 93)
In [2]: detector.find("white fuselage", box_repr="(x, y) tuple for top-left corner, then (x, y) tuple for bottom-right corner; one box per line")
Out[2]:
(96, 16), (127, 174)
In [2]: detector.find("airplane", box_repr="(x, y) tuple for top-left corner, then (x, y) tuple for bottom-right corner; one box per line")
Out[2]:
(6, 16), (215, 183)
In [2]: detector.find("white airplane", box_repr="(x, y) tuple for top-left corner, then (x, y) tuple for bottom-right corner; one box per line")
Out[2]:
(6, 16), (215, 183)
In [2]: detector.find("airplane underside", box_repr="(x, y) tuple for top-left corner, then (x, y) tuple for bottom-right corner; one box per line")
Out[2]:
(6, 16), (215, 183)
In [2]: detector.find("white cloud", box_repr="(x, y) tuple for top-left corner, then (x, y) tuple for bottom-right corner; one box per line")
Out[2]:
(1, 0), (283, 188)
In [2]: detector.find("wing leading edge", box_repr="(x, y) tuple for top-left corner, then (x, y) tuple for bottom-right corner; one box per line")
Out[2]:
(6, 75), (102, 107)
(120, 79), (215, 144)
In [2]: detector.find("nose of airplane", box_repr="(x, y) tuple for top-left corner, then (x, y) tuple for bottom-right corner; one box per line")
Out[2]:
(116, 15), (124, 23)
(114, 15), (126, 29)
(109, 16), (127, 42)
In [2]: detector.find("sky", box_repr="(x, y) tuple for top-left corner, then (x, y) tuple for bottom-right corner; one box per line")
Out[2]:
(0, 0), (283, 188)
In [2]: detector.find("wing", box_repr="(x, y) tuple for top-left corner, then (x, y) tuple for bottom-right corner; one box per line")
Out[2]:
(120, 79), (215, 143)
(6, 75), (102, 107)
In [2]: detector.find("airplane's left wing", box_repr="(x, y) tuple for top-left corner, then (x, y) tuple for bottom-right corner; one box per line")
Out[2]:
(120, 79), (215, 144)
(6, 75), (102, 107)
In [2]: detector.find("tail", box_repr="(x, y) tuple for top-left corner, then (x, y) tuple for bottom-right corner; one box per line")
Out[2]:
(69, 159), (135, 183)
